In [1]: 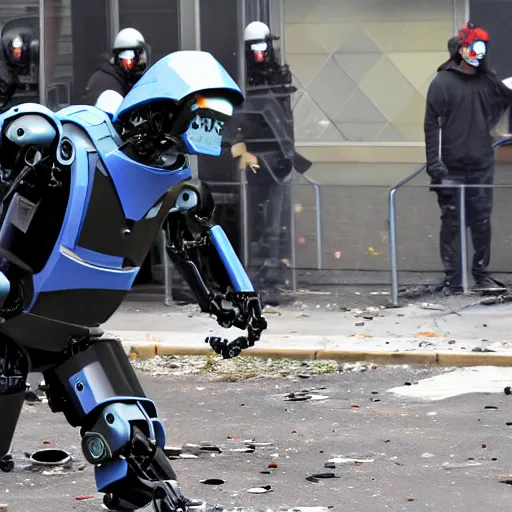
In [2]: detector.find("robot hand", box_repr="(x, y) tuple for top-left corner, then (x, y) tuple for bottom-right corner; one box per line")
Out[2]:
(164, 183), (268, 359)
(206, 291), (267, 358)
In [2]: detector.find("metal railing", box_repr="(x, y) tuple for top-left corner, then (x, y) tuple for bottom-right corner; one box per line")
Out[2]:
(389, 138), (512, 305)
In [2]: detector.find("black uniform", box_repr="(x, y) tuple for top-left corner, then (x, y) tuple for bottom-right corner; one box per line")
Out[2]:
(0, 52), (18, 111)
(82, 60), (131, 106)
(231, 69), (311, 290)
(424, 59), (512, 290)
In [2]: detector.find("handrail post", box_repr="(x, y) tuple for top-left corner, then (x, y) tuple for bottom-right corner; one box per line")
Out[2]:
(160, 229), (172, 307)
(459, 184), (469, 293)
(387, 164), (426, 306)
(290, 182), (297, 292)
(389, 188), (399, 306)
(313, 184), (323, 270)
(240, 173), (249, 267)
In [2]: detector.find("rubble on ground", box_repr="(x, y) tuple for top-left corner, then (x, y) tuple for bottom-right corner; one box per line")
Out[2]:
(130, 355), (378, 380)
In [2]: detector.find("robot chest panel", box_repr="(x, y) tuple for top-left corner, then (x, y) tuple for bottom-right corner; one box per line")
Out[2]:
(77, 164), (169, 267)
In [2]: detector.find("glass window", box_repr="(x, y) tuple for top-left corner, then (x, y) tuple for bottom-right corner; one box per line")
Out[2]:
(284, 0), (460, 143)
(119, 0), (179, 65)
(43, 0), (111, 108)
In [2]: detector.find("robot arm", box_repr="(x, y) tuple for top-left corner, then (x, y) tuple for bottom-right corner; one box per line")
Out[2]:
(163, 181), (267, 359)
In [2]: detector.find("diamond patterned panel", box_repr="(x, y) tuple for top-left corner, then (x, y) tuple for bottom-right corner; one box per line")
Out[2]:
(334, 52), (382, 85)
(333, 88), (387, 124)
(284, 1), (456, 142)
(286, 54), (330, 89)
(338, 27), (382, 53)
(293, 93), (345, 142)
(307, 57), (357, 115)
(359, 55), (415, 120)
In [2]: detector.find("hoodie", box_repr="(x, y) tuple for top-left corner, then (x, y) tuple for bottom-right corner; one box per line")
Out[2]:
(82, 60), (131, 106)
(424, 59), (512, 172)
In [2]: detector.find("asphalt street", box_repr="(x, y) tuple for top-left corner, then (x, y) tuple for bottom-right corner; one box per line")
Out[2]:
(5, 366), (512, 511)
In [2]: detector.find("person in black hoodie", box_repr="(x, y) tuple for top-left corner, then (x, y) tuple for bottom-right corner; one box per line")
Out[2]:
(424, 22), (512, 294)
(82, 28), (148, 105)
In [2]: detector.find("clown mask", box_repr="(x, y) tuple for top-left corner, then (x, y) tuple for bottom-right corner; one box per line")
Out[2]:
(460, 40), (487, 67)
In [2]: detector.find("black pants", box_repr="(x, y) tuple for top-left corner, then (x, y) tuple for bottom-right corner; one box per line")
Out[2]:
(246, 156), (292, 286)
(434, 167), (493, 287)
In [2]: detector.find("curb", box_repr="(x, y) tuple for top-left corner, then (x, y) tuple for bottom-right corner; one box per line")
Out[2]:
(123, 342), (512, 368)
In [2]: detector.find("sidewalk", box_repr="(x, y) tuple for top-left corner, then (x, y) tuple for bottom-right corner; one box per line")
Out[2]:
(103, 297), (512, 366)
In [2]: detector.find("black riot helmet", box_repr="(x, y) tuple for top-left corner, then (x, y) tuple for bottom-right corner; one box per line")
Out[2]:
(1, 16), (39, 73)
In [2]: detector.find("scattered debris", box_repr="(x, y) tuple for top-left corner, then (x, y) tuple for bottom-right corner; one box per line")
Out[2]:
(485, 406), (498, 410)
(421, 453), (435, 459)
(164, 446), (183, 458)
(284, 392), (312, 402)
(442, 461), (482, 470)
(268, 461), (278, 469)
(231, 448), (255, 453)
(200, 478), (225, 485)
(327, 457), (374, 466)
(244, 441), (273, 448)
(420, 303), (445, 311)
(200, 444), (222, 453)
(247, 485), (273, 494)
(472, 347), (496, 353)
(75, 496), (94, 501)
(24, 390), (42, 403)
(307, 473), (339, 483)
(414, 332), (443, 338)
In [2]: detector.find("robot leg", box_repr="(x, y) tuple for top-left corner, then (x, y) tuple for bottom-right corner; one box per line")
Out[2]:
(43, 337), (187, 511)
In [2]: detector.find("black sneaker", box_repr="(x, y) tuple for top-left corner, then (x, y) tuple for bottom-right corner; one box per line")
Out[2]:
(473, 276), (507, 295)
(431, 279), (463, 295)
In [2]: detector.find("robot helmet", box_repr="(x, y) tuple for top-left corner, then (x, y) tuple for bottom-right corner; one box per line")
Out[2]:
(112, 28), (149, 79)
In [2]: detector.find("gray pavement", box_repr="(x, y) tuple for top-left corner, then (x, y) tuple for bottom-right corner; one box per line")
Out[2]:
(6, 366), (512, 511)
(103, 297), (512, 356)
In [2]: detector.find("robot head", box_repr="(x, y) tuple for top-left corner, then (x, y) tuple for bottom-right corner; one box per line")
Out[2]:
(112, 28), (149, 81)
(244, 21), (273, 65)
(457, 22), (489, 68)
(1, 19), (39, 73)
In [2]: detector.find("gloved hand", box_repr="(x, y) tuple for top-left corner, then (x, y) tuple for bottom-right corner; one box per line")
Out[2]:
(427, 160), (449, 182)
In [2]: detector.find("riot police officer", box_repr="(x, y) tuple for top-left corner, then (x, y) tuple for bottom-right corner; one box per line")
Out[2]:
(82, 28), (149, 105)
(0, 15), (40, 111)
(230, 21), (311, 303)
